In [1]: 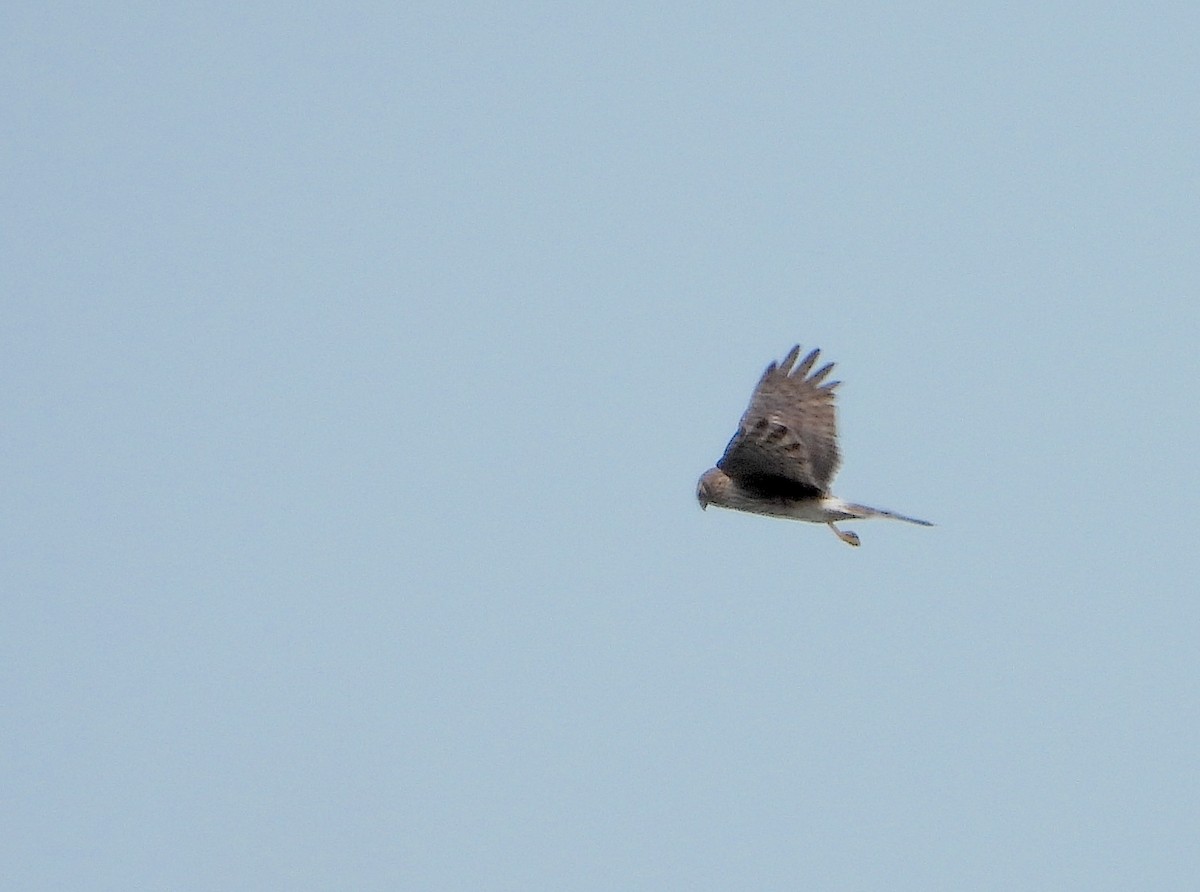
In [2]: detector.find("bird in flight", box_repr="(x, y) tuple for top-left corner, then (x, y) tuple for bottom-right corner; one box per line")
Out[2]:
(697, 345), (932, 546)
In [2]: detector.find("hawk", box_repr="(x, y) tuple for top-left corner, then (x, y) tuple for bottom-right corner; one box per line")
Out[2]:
(697, 345), (932, 546)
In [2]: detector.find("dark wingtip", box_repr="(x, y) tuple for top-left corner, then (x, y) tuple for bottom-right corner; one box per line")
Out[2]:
(793, 347), (820, 378)
(808, 361), (836, 385)
(778, 345), (802, 373)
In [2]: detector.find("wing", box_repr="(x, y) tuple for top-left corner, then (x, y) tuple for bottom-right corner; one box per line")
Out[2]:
(716, 345), (842, 495)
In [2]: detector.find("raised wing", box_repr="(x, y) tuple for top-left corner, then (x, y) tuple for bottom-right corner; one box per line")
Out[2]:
(716, 346), (842, 495)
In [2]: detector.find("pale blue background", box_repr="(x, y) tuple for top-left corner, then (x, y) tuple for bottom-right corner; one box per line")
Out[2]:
(6, 3), (1199, 889)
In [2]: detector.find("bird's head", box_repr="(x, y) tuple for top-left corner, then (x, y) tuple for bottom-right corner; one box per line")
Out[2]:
(696, 468), (726, 510)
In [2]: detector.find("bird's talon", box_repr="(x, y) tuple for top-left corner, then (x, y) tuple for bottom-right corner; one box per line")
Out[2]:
(827, 523), (860, 546)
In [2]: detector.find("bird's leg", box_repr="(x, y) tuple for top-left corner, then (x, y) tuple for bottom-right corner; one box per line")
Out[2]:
(828, 523), (861, 547)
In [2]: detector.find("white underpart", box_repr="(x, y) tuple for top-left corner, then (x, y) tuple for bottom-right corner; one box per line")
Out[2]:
(785, 497), (856, 524)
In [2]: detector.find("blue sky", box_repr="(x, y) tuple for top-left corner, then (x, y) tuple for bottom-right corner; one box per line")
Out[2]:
(5, 3), (1199, 889)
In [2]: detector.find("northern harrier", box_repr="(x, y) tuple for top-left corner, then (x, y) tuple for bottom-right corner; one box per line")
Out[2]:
(697, 345), (932, 546)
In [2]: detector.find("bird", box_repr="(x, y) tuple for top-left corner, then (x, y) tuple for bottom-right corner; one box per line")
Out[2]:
(697, 344), (932, 546)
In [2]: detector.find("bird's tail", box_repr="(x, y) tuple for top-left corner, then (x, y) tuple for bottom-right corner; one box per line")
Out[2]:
(842, 501), (934, 527)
